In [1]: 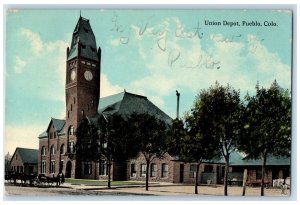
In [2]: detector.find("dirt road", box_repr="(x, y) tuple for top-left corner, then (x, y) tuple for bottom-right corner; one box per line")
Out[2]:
(4, 183), (290, 197)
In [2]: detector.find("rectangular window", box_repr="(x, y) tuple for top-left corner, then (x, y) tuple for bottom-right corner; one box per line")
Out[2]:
(256, 168), (262, 180)
(50, 161), (55, 174)
(204, 165), (213, 172)
(130, 164), (137, 177)
(151, 164), (157, 177)
(99, 161), (107, 176)
(162, 163), (169, 178)
(84, 163), (92, 175)
(140, 164), (146, 177)
(41, 161), (46, 174)
(189, 164), (197, 178)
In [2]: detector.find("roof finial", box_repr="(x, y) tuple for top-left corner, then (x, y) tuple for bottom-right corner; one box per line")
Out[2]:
(80, 10), (81, 18)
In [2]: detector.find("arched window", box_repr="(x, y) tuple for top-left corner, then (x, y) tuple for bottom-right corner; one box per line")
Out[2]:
(60, 144), (65, 155)
(68, 126), (74, 135)
(41, 146), (46, 156)
(50, 145), (55, 155)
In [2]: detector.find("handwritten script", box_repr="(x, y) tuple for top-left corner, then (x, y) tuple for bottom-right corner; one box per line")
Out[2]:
(110, 14), (264, 70)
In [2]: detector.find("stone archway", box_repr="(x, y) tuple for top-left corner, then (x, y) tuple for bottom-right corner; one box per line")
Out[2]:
(65, 161), (72, 178)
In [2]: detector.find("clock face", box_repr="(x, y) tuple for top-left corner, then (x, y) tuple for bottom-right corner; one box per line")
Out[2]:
(84, 70), (93, 81)
(70, 70), (76, 81)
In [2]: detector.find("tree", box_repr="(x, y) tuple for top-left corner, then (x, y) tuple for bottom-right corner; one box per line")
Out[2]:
(73, 118), (101, 178)
(239, 81), (291, 196)
(128, 113), (168, 191)
(5, 152), (12, 172)
(167, 118), (219, 194)
(193, 82), (243, 196)
(98, 114), (140, 188)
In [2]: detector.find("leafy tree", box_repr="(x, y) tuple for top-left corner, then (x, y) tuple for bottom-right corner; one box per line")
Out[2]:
(239, 81), (291, 196)
(192, 82), (243, 196)
(72, 118), (100, 178)
(128, 113), (168, 191)
(167, 118), (219, 194)
(98, 114), (140, 188)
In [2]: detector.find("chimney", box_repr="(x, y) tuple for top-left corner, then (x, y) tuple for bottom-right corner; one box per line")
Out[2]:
(176, 90), (180, 119)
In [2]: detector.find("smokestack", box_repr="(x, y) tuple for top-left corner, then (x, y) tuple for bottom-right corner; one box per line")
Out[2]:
(176, 90), (180, 119)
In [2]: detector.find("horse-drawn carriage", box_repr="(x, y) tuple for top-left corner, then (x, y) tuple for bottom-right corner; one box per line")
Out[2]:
(5, 171), (64, 187)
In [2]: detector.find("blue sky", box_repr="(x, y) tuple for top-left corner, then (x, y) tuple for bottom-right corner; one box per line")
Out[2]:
(4, 9), (292, 154)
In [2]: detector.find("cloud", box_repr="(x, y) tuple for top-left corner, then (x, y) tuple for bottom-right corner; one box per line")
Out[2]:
(126, 18), (291, 113)
(17, 28), (69, 102)
(5, 124), (45, 154)
(20, 28), (43, 55)
(100, 74), (123, 97)
(13, 56), (27, 74)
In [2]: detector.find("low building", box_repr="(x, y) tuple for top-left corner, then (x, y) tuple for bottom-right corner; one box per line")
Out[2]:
(10, 147), (38, 174)
(228, 151), (290, 186)
(127, 153), (225, 184)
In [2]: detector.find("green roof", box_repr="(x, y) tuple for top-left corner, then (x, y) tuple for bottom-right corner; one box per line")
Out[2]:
(12, 147), (38, 164)
(98, 91), (173, 125)
(229, 151), (290, 166)
(39, 91), (172, 138)
(67, 16), (99, 61)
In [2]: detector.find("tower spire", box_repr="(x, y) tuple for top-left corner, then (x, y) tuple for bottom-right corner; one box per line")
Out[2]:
(80, 10), (81, 18)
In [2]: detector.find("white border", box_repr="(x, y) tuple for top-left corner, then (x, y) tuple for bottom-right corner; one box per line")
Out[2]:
(1, 1), (298, 205)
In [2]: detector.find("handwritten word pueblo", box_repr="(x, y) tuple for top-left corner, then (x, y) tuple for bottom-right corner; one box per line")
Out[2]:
(168, 49), (220, 70)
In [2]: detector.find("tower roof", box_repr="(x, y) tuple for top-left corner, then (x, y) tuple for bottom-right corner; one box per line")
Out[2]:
(67, 16), (99, 62)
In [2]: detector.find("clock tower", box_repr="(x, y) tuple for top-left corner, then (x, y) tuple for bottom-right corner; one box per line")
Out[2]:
(65, 16), (101, 137)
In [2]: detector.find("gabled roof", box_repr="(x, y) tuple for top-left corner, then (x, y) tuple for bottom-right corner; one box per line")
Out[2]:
(11, 147), (38, 164)
(39, 118), (66, 139)
(51, 118), (65, 132)
(98, 91), (173, 125)
(67, 16), (99, 61)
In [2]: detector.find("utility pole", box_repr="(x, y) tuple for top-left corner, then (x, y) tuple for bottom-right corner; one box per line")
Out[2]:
(176, 90), (180, 119)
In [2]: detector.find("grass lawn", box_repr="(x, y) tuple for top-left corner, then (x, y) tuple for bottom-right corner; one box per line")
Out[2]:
(65, 178), (146, 186)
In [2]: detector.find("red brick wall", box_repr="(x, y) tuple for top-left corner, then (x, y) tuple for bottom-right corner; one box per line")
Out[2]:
(127, 153), (175, 183)
(10, 150), (24, 173)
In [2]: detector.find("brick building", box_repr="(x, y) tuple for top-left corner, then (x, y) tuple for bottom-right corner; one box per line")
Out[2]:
(228, 151), (290, 186)
(38, 16), (174, 180)
(127, 153), (225, 184)
(10, 147), (38, 174)
(41, 15), (291, 185)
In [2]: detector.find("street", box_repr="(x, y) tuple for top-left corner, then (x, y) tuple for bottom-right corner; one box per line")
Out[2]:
(4, 182), (290, 197)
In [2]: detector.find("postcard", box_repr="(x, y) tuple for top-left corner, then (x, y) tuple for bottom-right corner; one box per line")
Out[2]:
(4, 8), (293, 198)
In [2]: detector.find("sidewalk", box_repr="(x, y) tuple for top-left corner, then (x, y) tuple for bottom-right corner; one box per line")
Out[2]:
(60, 182), (289, 196)
(61, 181), (175, 191)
